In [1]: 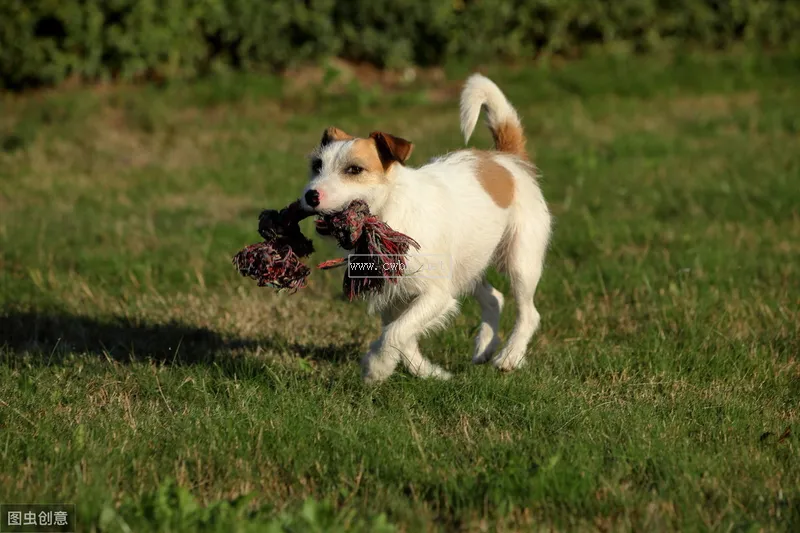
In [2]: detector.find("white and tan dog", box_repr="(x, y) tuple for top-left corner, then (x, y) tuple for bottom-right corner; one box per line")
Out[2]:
(301, 74), (551, 382)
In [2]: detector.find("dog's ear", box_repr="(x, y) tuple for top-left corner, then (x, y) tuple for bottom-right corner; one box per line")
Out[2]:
(369, 131), (413, 168)
(320, 127), (354, 147)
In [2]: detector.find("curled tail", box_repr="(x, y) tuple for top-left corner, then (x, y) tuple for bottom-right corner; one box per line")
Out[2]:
(460, 73), (527, 159)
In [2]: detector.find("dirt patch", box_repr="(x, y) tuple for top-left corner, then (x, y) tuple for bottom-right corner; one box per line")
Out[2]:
(669, 91), (760, 120)
(283, 58), (455, 100)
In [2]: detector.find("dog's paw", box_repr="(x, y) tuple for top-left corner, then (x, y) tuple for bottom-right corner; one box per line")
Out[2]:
(491, 349), (527, 372)
(426, 365), (453, 381)
(362, 367), (394, 384)
(363, 372), (389, 385)
(472, 336), (500, 365)
(361, 354), (397, 384)
(407, 360), (453, 380)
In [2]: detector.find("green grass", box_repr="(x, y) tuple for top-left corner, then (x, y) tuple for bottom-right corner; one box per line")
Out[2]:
(1, 51), (799, 532)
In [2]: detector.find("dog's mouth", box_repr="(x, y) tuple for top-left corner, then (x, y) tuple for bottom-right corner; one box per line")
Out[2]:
(299, 201), (327, 215)
(305, 200), (352, 216)
(313, 206), (344, 216)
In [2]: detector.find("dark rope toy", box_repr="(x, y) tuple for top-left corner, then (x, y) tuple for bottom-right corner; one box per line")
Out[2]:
(232, 199), (420, 300)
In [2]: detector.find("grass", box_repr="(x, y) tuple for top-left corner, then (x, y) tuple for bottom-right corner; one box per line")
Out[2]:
(1, 51), (799, 532)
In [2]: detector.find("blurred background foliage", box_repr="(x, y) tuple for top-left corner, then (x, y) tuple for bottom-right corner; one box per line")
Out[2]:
(2, 0), (799, 90)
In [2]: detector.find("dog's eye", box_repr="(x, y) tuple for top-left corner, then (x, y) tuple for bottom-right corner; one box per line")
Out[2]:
(311, 158), (323, 174)
(345, 165), (364, 175)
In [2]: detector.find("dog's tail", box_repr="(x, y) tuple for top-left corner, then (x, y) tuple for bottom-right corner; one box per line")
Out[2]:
(460, 73), (527, 159)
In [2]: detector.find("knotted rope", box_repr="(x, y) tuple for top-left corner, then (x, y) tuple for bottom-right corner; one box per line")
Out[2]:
(232, 199), (419, 300)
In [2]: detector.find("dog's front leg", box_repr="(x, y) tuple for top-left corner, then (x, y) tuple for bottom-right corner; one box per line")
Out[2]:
(361, 291), (457, 383)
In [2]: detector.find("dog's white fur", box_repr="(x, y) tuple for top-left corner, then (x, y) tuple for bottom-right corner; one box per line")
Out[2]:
(301, 74), (551, 382)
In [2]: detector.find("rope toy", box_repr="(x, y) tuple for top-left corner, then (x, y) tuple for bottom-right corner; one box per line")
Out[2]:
(232, 199), (419, 300)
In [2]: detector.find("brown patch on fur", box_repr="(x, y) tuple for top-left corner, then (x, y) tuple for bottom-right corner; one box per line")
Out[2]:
(475, 152), (515, 208)
(320, 126), (354, 146)
(492, 121), (527, 159)
(345, 139), (388, 183)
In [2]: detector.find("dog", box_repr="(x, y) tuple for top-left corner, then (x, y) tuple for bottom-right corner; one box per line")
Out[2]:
(300, 74), (552, 382)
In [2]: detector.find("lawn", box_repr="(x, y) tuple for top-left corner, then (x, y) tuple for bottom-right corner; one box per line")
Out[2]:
(1, 51), (798, 532)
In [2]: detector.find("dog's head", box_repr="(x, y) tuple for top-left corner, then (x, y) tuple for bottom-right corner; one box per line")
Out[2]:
(301, 127), (413, 213)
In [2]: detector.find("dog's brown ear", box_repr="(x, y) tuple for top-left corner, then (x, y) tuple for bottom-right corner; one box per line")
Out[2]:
(370, 131), (413, 167)
(320, 127), (354, 147)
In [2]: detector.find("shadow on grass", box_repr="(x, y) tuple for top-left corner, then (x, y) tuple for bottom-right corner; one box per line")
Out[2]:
(0, 311), (360, 369)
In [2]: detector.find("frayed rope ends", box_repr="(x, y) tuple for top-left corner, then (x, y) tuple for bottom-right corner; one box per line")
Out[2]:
(232, 199), (419, 300)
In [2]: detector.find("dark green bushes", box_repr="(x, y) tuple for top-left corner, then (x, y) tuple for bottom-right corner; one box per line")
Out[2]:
(2, 0), (799, 89)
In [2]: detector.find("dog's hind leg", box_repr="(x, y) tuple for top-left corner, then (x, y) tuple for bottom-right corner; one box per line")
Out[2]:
(491, 224), (548, 371)
(472, 278), (504, 364)
(362, 291), (458, 383)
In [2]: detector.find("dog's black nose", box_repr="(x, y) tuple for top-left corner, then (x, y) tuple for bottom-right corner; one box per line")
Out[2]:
(305, 189), (320, 208)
